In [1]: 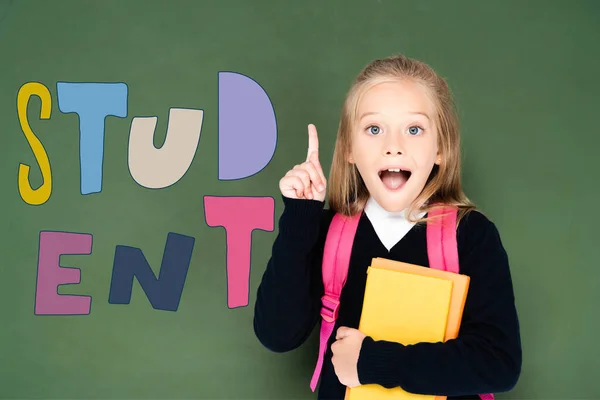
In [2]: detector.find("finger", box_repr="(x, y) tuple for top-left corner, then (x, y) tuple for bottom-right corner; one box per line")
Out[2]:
(308, 151), (327, 186)
(283, 170), (308, 195)
(306, 124), (327, 188)
(301, 161), (325, 192)
(306, 124), (319, 162)
(307, 147), (327, 188)
(314, 157), (327, 190)
(336, 326), (350, 340)
(289, 168), (313, 199)
(282, 176), (306, 198)
(310, 182), (322, 199)
(288, 176), (310, 199)
(289, 167), (310, 187)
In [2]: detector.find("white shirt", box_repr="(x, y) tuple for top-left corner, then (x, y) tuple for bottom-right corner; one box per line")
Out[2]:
(364, 197), (426, 251)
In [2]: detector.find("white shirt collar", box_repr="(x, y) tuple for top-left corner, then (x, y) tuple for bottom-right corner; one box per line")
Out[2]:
(364, 197), (426, 251)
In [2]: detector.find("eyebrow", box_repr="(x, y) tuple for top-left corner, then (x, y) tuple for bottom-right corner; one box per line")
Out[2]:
(359, 111), (431, 120)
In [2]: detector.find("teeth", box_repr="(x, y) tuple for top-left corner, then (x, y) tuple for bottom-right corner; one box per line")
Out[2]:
(379, 168), (405, 176)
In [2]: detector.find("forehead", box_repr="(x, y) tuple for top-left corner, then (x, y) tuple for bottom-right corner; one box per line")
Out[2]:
(356, 79), (435, 119)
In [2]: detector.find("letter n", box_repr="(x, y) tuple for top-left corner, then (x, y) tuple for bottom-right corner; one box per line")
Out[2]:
(108, 233), (195, 311)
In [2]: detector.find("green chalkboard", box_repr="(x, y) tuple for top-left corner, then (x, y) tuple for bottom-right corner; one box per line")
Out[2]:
(1, 0), (599, 399)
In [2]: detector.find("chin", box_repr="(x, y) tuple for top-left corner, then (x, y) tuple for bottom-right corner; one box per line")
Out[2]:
(375, 196), (412, 213)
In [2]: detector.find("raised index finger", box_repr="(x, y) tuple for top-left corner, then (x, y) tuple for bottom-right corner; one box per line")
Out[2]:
(306, 124), (319, 162)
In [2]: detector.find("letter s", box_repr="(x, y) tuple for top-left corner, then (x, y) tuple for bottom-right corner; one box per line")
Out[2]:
(17, 82), (52, 206)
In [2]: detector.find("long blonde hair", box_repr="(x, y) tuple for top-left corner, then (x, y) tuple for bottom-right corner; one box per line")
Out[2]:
(327, 54), (476, 225)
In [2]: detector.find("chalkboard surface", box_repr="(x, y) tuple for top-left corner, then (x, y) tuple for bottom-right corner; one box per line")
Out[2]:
(1, 0), (598, 399)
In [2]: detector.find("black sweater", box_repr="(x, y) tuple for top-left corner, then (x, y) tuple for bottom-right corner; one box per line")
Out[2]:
(253, 196), (522, 399)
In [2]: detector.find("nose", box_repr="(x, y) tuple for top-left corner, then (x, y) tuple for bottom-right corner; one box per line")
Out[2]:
(384, 133), (403, 156)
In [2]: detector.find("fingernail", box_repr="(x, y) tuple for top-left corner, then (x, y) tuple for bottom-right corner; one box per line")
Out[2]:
(319, 185), (325, 191)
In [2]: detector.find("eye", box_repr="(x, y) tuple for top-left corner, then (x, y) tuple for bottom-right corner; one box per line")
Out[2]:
(367, 125), (382, 135)
(407, 125), (424, 135)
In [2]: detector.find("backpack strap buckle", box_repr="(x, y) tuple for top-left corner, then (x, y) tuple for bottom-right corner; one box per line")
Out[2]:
(320, 294), (340, 323)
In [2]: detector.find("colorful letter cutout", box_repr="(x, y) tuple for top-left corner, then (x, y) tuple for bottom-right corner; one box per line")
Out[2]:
(204, 196), (274, 308)
(218, 72), (277, 180)
(35, 231), (93, 315)
(108, 233), (195, 311)
(57, 82), (128, 195)
(17, 82), (53, 205)
(128, 108), (203, 189)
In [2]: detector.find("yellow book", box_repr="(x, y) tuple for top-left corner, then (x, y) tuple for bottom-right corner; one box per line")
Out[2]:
(345, 258), (470, 400)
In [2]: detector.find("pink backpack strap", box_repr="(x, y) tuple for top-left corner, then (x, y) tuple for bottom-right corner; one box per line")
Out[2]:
(426, 205), (494, 400)
(426, 205), (459, 273)
(310, 212), (361, 392)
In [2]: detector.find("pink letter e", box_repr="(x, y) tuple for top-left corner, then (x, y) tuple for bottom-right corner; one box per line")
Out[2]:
(34, 231), (92, 315)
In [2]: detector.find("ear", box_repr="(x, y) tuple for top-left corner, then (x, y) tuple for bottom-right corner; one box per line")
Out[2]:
(347, 150), (354, 164)
(435, 153), (442, 165)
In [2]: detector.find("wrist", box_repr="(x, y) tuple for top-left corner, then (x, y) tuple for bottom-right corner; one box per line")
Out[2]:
(278, 195), (325, 239)
(357, 336), (378, 385)
(357, 336), (405, 388)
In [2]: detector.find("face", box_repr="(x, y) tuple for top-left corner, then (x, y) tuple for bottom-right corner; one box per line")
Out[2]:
(348, 79), (441, 213)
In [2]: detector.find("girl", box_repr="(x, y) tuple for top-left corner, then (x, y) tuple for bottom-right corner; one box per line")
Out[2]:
(253, 54), (522, 400)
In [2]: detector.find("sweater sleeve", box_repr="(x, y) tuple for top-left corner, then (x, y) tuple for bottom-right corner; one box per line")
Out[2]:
(356, 211), (522, 396)
(253, 195), (329, 353)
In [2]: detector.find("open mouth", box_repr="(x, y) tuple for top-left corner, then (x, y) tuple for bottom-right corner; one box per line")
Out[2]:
(378, 168), (412, 191)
